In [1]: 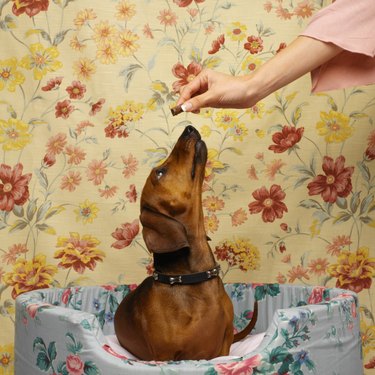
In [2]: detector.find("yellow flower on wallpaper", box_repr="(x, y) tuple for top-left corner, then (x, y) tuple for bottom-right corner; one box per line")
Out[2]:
(3, 254), (58, 299)
(107, 100), (145, 127)
(200, 125), (212, 137)
(151, 80), (168, 94)
(54, 232), (105, 274)
(246, 102), (266, 120)
(0, 118), (32, 151)
(20, 43), (62, 80)
(73, 58), (97, 81)
(118, 29), (140, 57)
(74, 8), (97, 29)
(0, 58), (25, 92)
(0, 343), (13, 375)
(328, 246), (375, 293)
(214, 109), (239, 130)
(116, 0), (136, 21)
(200, 108), (213, 118)
(316, 110), (353, 143)
(97, 43), (118, 64)
(205, 148), (225, 177)
(226, 21), (247, 41)
(74, 199), (99, 224)
(241, 55), (263, 74)
(93, 20), (118, 45)
(228, 122), (248, 141)
(361, 320), (375, 356)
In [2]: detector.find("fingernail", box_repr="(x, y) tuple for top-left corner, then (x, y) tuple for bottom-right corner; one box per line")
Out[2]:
(181, 102), (192, 112)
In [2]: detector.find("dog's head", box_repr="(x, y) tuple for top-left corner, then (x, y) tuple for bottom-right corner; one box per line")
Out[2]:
(140, 125), (207, 254)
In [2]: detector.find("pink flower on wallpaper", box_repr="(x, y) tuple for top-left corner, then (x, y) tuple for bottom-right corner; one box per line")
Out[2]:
(326, 235), (352, 256)
(89, 98), (105, 116)
(173, 0), (204, 7)
(143, 23), (154, 39)
(215, 354), (261, 374)
(244, 35), (264, 54)
(60, 171), (81, 192)
(1, 243), (28, 265)
(42, 153), (56, 168)
(294, 0), (314, 18)
(231, 208), (247, 226)
(86, 159), (107, 185)
(66, 80), (86, 99)
(65, 145), (86, 165)
(111, 219), (140, 249)
(0, 163), (32, 212)
(208, 34), (225, 54)
(268, 125), (304, 153)
(55, 99), (75, 119)
(248, 184), (288, 223)
(66, 354), (84, 375)
(307, 155), (354, 203)
(99, 185), (118, 199)
(172, 61), (202, 92)
(42, 76), (63, 91)
(122, 154), (138, 178)
(46, 133), (67, 155)
(126, 184), (137, 202)
(12, 0), (49, 17)
(157, 9), (177, 27)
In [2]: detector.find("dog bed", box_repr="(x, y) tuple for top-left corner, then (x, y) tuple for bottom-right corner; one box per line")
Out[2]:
(15, 283), (362, 374)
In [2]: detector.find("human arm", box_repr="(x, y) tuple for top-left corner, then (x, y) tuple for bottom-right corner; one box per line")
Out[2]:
(177, 36), (343, 112)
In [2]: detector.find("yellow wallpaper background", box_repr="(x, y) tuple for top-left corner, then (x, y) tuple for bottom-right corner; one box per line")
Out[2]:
(0, 0), (375, 373)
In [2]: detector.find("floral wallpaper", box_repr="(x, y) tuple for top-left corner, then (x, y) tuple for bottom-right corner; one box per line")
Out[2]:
(0, 0), (374, 374)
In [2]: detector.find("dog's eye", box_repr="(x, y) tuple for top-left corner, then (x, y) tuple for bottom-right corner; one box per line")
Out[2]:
(155, 168), (166, 180)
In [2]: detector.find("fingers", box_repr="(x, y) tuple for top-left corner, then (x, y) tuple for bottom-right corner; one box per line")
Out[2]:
(176, 70), (209, 112)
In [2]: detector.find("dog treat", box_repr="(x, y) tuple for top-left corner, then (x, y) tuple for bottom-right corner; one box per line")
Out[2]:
(170, 104), (184, 116)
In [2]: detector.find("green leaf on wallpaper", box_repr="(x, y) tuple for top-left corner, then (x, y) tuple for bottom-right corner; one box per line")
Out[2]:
(333, 211), (351, 224)
(349, 111), (368, 119)
(27, 198), (38, 221)
(34, 168), (49, 190)
(12, 204), (24, 218)
(335, 197), (348, 209)
(202, 56), (222, 69)
(119, 64), (142, 92)
(299, 199), (322, 210)
(53, 29), (71, 46)
(9, 219), (28, 233)
(350, 192), (360, 214)
(360, 194), (374, 214)
(357, 161), (371, 182)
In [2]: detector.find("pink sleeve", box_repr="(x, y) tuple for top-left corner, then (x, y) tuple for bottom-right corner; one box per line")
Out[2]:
(300, 0), (375, 92)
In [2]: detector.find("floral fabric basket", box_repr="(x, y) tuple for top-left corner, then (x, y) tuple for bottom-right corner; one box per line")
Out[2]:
(15, 283), (362, 374)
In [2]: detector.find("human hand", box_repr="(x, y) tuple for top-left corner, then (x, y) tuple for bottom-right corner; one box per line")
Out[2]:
(176, 69), (257, 113)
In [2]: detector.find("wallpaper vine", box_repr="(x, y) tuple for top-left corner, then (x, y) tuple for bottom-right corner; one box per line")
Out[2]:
(0, 0), (374, 374)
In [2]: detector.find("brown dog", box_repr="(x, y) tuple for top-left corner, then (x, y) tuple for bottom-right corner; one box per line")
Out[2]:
(114, 125), (257, 361)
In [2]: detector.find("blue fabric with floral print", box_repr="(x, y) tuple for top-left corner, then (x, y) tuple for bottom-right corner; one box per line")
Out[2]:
(14, 283), (362, 374)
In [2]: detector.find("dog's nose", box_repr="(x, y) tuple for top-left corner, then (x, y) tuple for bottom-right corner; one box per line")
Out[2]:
(182, 125), (199, 138)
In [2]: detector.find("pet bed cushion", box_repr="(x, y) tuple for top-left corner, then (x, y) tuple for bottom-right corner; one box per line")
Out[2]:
(15, 283), (363, 374)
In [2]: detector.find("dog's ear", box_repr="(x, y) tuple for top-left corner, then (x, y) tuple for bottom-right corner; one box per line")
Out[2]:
(140, 209), (189, 253)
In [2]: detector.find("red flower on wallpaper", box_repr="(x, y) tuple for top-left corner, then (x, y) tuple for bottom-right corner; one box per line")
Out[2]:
(0, 163), (32, 212)
(208, 34), (225, 54)
(55, 100), (75, 119)
(172, 61), (202, 92)
(66, 80), (86, 100)
(244, 35), (264, 54)
(12, 0), (49, 17)
(307, 155), (354, 203)
(42, 76), (63, 91)
(173, 0), (204, 7)
(248, 184), (288, 223)
(89, 98), (105, 116)
(268, 125), (304, 153)
(111, 219), (140, 249)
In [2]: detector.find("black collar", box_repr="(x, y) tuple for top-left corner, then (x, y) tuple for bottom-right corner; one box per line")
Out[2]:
(152, 265), (221, 285)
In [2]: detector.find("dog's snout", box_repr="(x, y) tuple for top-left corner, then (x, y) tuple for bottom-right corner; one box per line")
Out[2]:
(182, 125), (200, 139)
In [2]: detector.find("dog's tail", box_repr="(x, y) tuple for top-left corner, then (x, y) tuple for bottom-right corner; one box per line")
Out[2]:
(232, 301), (258, 343)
